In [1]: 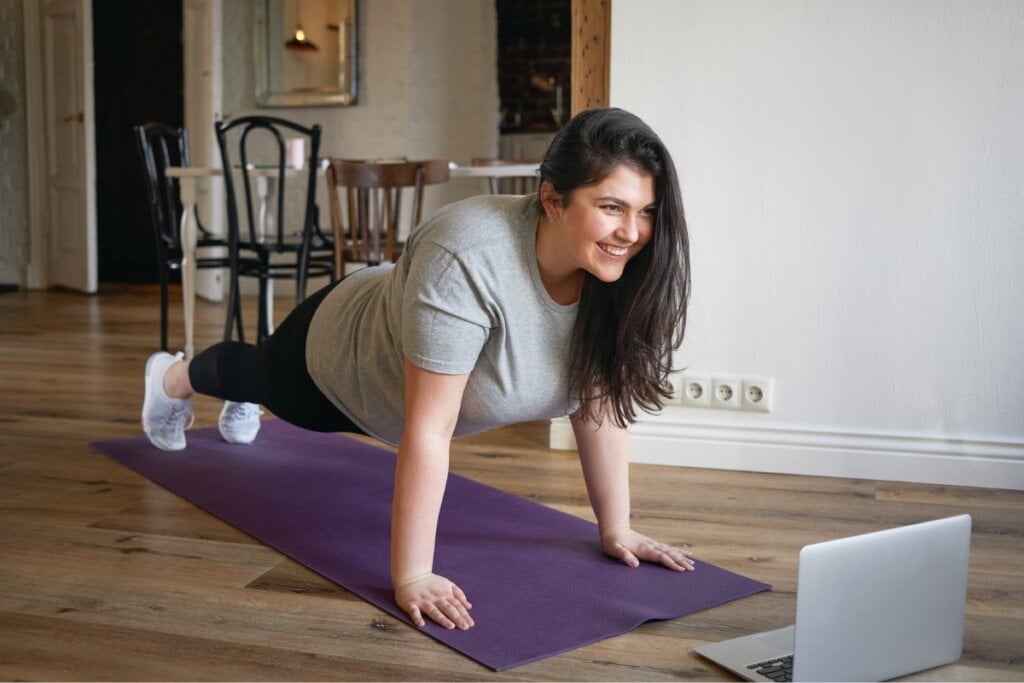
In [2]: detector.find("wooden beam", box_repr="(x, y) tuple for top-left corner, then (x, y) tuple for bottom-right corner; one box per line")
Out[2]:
(571, 0), (611, 115)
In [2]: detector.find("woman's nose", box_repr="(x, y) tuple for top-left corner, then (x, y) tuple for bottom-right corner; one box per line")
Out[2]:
(616, 214), (640, 242)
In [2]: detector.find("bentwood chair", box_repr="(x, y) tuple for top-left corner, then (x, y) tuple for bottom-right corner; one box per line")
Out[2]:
(214, 116), (334, 343)
(134, 122), (239, 351)
(325, 158), (449, 277)
(470, 157), (541, 195)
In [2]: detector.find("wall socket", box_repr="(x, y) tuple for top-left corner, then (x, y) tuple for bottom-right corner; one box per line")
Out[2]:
(674, 375), (773, 413)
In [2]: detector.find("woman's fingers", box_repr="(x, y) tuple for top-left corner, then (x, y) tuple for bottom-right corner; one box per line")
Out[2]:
(424, 597), (473, 630)
(640, 542), (696, 571)
(604, 529), (697, 572)
(657, 547), (696, 571)
(610, 542), (640, 568)
(396, 575), (475, 630)
(452, 584), (473, 610)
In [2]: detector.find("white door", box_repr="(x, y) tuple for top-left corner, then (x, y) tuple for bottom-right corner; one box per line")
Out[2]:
(41, 0), (97, 292)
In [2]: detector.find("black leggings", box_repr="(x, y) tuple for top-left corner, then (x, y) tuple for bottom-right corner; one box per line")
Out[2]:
(188, 279), (366, 435)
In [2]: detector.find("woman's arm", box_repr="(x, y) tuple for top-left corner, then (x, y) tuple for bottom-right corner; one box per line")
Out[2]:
(570, 409), (696, 572)
(391, 359), (475, 630)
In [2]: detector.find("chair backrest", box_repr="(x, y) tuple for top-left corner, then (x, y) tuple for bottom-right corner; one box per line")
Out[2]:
(134, 122), (191, 258)
(325, 158), (449, 274)
(213, 116), (322, 251)
(470, 157), (541, 195)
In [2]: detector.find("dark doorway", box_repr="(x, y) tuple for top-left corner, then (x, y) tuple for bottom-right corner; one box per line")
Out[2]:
(496, 0), (571, 134)
(93, 0), (183, 283)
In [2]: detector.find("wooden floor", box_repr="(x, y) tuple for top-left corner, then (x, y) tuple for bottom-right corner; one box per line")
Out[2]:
(1, 285), (1022, 681)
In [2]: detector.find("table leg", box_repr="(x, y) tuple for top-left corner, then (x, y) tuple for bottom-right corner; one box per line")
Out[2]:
(256, 176), (274, 335)
(178, 177), (198, 359)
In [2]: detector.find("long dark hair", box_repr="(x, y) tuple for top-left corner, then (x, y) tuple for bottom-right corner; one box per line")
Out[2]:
(539, 108), (690, 427)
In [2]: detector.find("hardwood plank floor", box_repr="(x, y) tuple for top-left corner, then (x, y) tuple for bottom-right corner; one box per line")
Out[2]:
(1, 285), (1022, 681)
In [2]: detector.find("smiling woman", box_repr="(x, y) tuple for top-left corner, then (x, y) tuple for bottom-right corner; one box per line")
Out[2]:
(139, 107), (692, 632)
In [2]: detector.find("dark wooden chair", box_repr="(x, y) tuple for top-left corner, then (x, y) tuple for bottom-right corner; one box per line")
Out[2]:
(133, 122), (239, 351)
(325, 158), (450, 277)
(470, 157), (541, 195)
(214, 116), (334, 343)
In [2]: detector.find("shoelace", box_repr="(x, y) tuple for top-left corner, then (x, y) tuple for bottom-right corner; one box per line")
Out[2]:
(166, 402), (195, 431)
(225, 403), (263, 424)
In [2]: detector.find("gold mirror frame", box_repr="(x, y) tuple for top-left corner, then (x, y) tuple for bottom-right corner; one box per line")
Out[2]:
(255, 0), (358, 108)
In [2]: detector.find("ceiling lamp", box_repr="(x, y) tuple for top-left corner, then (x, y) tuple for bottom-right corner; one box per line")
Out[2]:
(285, 25), (318, 52)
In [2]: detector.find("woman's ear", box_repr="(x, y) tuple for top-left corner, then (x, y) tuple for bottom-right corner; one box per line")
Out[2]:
(539, 181), (562, 222)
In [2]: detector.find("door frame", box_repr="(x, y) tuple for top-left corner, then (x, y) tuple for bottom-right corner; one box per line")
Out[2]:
(23, 0), (47, 289)
(571, 0), (611, 115)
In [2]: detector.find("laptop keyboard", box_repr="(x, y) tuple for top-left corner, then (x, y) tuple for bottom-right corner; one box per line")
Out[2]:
(748, 654), (794, 681)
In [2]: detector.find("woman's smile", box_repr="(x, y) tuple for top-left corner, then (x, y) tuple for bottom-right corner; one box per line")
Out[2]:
(597, 242), (630, 258)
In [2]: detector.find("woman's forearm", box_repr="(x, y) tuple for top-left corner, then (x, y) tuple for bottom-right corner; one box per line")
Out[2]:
(392, 359), (469, 588)
(390, 432), (451, 586)
(571, 412), (633, 537)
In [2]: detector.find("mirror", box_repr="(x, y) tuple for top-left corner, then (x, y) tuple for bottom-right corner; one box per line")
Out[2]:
(255, 0), (357, 107)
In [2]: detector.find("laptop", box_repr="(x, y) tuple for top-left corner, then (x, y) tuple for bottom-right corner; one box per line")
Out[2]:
(695, 514), (972, 682)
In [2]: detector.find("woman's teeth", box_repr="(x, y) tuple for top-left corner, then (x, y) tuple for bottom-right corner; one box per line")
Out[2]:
(598, 244), (628, 257)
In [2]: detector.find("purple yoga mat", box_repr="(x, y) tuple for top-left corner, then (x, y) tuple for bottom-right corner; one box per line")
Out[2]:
(92, 420), (770, 670)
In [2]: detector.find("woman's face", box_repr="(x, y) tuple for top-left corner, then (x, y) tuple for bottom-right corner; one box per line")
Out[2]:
(543, 164), (656, 284)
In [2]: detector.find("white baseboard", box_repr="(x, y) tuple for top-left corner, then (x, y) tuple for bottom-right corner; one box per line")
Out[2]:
(549, 416), (1024, 491)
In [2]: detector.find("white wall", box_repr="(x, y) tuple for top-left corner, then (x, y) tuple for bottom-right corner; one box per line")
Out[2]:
(566, 0), (1024, 488)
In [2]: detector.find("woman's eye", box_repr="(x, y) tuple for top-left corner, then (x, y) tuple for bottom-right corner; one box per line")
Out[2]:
(602, 204), (623, 213)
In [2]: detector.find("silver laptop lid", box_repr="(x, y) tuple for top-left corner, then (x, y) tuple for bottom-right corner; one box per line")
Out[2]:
(792, 514), (971, 681)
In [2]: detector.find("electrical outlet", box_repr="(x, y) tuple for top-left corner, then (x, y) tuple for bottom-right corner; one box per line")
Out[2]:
(676, 373), (774, 412)
(712, 378), (742, 409)
(741, 377), (773, 413)
(678, 376), (711, 408)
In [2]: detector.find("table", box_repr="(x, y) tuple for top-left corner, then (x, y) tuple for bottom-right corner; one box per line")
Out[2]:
(447, 161), (540, 178)
(448, 161), (540, 194)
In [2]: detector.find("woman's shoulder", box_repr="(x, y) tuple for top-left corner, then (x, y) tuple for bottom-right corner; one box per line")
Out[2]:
(409, 194), (540, 256)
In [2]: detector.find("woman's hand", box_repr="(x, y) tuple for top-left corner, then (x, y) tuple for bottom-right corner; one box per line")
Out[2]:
(394, 573), (474, 630)
(601, 527), (696, 572)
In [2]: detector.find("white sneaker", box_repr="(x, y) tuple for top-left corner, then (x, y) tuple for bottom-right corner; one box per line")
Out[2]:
(142, 351), (194, 451)
(218, 401), (264, 444)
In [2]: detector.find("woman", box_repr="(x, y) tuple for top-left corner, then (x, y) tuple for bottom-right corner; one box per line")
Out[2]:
(141, 107), (693, 631)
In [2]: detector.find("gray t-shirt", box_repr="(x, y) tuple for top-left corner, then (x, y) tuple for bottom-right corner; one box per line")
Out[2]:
(306, 194), (579, 446)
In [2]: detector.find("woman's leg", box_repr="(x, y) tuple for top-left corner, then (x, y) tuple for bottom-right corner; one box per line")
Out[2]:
(187, 278), (361, 433)
(144, 279), (364, 451)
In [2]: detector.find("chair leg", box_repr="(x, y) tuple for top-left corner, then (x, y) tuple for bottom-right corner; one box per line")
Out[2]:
(232, 285), (244, 341)
(224, 267), (244, 344)
(296, 243), (310, 304)
(257, 278), (268, 344)
(257, 255), (271, 344)
(159, 266), (170, 351)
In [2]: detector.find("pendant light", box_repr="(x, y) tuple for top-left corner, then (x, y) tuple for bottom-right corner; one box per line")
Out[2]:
(285, 24), (318, 52)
